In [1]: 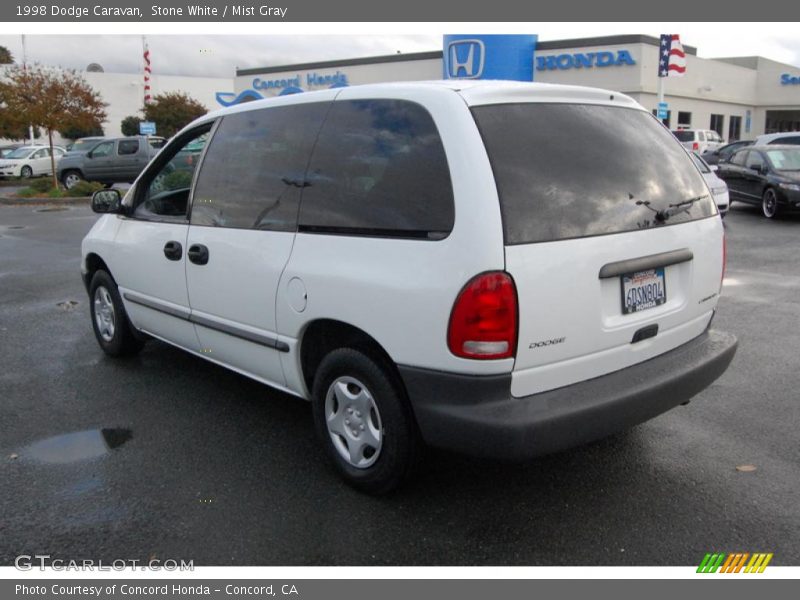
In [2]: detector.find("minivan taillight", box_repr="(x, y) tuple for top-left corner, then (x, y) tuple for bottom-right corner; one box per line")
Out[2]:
(447, 272), (517, 360)
(692, 141), (700, 151)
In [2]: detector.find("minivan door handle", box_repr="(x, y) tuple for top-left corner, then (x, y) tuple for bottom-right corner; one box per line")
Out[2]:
(163, 240), (183, 261)
(187, 243), (209, 265)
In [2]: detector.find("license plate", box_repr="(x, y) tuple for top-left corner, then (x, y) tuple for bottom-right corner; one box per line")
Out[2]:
(621, 268), (666, 314)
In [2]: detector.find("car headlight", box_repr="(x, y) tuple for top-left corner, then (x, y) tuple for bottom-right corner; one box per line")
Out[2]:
(0, 164), (12, 169)
(711, 185), (728, 195)
(778, 182), (800, 192)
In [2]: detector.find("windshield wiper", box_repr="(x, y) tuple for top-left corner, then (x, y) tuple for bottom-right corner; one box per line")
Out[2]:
(656, 194), (708, 222)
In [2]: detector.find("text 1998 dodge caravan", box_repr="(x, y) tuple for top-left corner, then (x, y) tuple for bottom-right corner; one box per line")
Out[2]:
(82, 81), (738, 493)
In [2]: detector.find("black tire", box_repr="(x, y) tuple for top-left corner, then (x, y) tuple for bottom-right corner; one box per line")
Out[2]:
(62, 170), (84, 190)
(762, 188), (779, 219)
(89, 270), (144, 357)
(20, 165), (33, 178)
(312, 348), (422, 494)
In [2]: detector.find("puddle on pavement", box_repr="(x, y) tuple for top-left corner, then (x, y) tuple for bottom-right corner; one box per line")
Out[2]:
(5, 225), (24, 229)
(35, 207), (69, 213)
(20, 428), (132, 464)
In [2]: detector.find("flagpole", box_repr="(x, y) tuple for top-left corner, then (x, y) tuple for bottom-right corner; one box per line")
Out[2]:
(21, 34), (34, 144)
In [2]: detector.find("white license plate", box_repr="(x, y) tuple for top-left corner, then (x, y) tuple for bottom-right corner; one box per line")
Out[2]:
(621, 268), (666, 314)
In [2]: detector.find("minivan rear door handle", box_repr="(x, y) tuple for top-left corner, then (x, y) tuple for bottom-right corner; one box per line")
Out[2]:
(598, 248), (693, 279)
(187, 243), (209, 265)
(163, 240), (182, 261)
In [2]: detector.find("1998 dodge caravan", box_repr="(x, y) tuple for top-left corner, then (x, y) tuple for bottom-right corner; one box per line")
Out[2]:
(82, 81), (738, 493)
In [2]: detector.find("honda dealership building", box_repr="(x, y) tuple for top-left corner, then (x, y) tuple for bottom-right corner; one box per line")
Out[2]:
(231, 34), (800, 140)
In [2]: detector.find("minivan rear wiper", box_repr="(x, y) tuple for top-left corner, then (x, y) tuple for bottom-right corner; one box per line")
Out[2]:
(656, 194), (708, 222)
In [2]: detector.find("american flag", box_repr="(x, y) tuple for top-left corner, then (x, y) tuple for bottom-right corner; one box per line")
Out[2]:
(659, 34), (686, 77)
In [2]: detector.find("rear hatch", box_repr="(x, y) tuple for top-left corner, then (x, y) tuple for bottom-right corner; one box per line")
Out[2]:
(471, 101), (724, 397)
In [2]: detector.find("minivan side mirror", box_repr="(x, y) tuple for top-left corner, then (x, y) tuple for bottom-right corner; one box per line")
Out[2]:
(91, 189), (122, 214)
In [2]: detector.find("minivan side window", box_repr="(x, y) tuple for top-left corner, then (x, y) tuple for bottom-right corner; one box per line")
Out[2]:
(133, 125), (212, 221)
(190, 102), (330, 231)
(298, 99), (455, 239)
(118, 140), (139, 155)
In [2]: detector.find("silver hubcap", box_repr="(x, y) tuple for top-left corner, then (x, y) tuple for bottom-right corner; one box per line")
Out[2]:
(64, 173), (81, 189)
(93, 286), (116, 342)
(325, 376), (383, 469)
(763, 191), (777, 218)
(21, 167), (32, 178)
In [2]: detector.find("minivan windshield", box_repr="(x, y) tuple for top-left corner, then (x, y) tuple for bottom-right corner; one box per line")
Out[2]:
(672, 130), (695, 142)
(472, 104), (715, 244)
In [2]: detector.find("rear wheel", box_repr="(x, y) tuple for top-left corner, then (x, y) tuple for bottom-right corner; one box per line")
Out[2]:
(311, 348), (422, 494)
(89, 270), (144, 356)
(20, 165), (33, 178)
(762, 188), (779, 219)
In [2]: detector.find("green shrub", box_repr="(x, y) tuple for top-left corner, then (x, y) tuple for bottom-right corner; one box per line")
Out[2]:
(46, 188), (66, 198)
(16, 187), (37, 198)
(29, 177), (56, 193)
(68, 180), (105, 197)
(163, 169), (193, 191)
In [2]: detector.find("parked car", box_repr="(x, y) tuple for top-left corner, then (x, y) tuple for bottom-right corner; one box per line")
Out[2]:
(753, 132), (800, 146)
(64, 136), (107, 155)
(715, 144), (800, 218)
(672, 128), (725, 153)
(691, 152), (729, 216)
(0, 144), (23, 159)
(57, 136), (161, 190)
(701, 139), (752, 165)
(81, 82), (737, 493)
(0, 145), (66, 178)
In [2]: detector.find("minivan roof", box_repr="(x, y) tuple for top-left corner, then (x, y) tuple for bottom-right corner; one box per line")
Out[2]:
(196, 80), (642, 127)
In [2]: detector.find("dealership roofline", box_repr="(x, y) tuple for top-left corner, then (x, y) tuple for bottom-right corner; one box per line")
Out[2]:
(235, 35), (699, 77)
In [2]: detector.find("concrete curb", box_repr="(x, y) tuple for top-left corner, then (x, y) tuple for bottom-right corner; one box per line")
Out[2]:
(0, 196), (91, 206)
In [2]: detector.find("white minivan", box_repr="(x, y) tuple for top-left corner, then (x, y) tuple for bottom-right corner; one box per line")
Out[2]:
(82, 81), (737, 493)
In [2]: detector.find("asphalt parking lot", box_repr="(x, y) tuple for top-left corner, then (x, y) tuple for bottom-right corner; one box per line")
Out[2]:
(0, 202), (798, 566)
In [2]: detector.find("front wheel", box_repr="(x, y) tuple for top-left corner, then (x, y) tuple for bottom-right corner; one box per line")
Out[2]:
(762, 188), (779, 219)
(62, 170), (84, 190)
(312, 348), (422, 494)
(89, 270), (144, 356)
(20, 165), (33, 178)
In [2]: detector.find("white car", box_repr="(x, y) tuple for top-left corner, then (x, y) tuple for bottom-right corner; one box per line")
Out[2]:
(671, 129), (725, 154)
(0, 145), (66, 178)
(692, 152), (730, 216)
(753, 132), (800, 146)
(81, 81), (737, 493)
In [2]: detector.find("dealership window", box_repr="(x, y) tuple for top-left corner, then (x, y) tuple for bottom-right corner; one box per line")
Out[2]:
(652, 108), (671, 129)
(710, 114), (725, 137)
(729, 116), (742, 141)
(298, 99), (455, 239)
(677, 112), (692, 128)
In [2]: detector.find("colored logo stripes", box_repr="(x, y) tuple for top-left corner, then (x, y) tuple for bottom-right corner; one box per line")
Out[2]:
(697, 552), (773, 573)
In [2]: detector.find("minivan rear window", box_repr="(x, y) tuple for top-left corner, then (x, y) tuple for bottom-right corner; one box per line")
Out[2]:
(472, 104), (715, 245)
(672, 130), (694, 142)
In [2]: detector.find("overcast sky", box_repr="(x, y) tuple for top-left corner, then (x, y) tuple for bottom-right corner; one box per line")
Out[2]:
(2, 24), (800, 78)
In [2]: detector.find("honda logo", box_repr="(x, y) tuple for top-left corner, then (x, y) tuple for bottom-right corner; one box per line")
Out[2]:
(446, 40), (486, 79)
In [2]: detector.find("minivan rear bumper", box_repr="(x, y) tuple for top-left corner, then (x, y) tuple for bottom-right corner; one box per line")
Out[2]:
(398, 329), (737, 460)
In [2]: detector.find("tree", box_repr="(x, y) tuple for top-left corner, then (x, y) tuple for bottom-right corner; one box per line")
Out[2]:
(60, 121), (104, 140)
(0, 46), (13, 64)
(0, 64), (107, 187)
(120, 115), (143, 137)
(143, 91), (207, 138)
